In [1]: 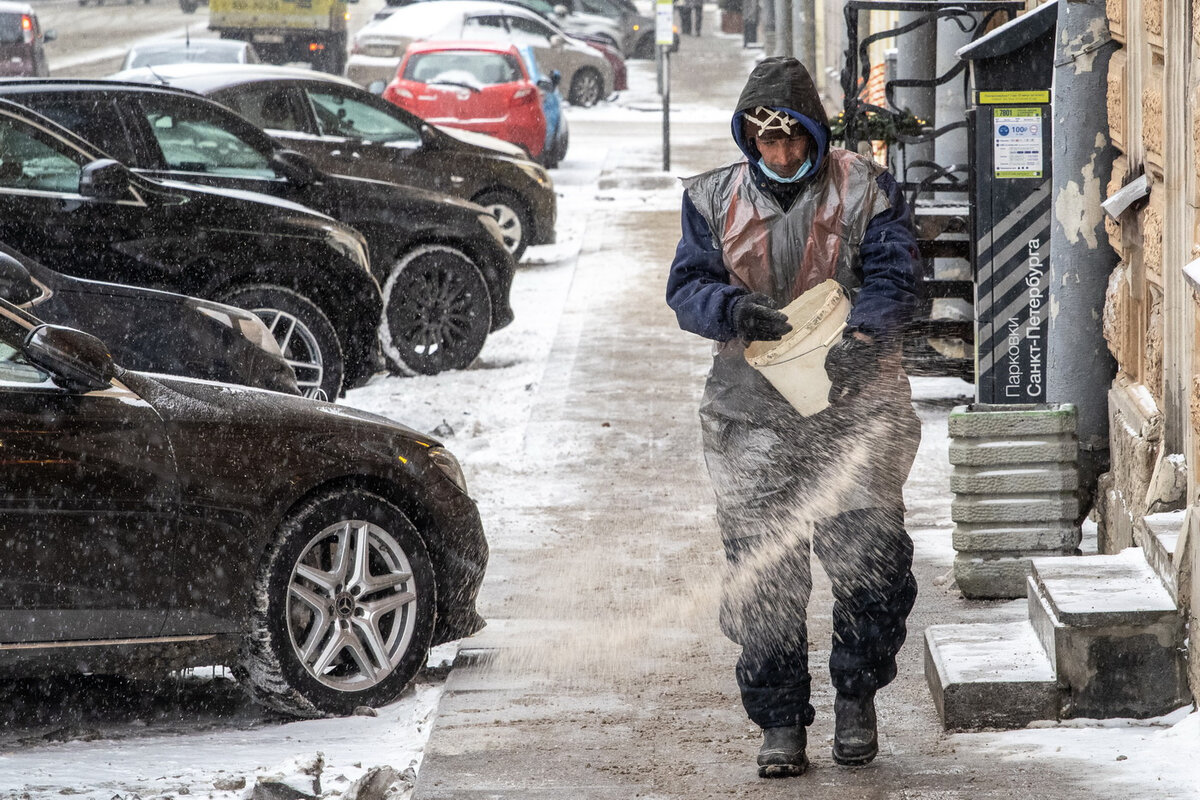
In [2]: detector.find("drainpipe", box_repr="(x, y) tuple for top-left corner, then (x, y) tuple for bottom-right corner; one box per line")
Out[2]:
(775, 0), (793, 57)
(796, 0), (815, 72)
(894, 11), (937, 177)
(1047, 0), (1119, 511)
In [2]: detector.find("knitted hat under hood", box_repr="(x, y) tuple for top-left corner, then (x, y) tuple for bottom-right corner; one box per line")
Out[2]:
(731, 57), (831, 177)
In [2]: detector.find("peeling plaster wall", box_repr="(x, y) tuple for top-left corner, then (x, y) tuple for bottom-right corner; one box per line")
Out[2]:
(1101, 0), (1200, 700)
(1054, 135), (1106, 250)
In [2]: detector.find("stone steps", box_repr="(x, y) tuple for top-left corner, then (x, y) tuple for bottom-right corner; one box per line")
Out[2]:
(926, 547), (1191, 729)
(1140, 509), (1185, 603)
(924, 621), (1060, 730)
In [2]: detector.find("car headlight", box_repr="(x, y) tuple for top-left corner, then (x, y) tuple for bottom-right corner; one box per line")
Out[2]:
(477, 213), (507, 248)
(428, 446), (468, 493)
(324, 225), (371, 271)
(516, 160), (552, 187)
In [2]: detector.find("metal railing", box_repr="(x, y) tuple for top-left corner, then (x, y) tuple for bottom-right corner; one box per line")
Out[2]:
(840, 0), (1023, 198)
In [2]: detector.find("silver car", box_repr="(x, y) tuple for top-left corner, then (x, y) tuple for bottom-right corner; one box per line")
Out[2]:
(346, 0), (615, 107)
(120, 37), (260, 71)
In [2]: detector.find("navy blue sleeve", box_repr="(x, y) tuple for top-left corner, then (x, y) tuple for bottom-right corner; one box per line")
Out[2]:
(666, 190), (748, 342)
(848, 170), (919, 339)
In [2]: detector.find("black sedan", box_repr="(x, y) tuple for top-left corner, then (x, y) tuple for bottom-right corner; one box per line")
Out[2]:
(0, 242), (299, 394)
(0, 97), (381, 400)
(0, 298), (488, 717)
(0, 79), (517, 377)
(110, 63), (557, 262)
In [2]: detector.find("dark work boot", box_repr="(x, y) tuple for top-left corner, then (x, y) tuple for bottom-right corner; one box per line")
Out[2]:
(832, 692), (878, 766)
(757, 725), (808, 778)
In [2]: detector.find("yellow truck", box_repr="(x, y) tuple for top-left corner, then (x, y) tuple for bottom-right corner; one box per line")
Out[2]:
(205, 0), (357, 74)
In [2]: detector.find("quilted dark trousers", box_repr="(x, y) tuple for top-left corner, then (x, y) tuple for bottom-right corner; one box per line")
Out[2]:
(721, 508), (917, 729)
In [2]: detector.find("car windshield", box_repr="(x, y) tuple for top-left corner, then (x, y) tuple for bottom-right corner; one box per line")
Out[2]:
(404, 52), (520, 88)
(129, 44), (246, 68)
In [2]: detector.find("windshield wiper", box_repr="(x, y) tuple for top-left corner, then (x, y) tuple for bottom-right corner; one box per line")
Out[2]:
(426, 80), (481, 93)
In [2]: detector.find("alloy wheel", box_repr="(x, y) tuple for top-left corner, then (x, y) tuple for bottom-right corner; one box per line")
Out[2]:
(380, 246), (491, 375)
(481, 200), (523, 257)
(252, 307), (326, 399)
(570, 69), (604, 107)
(286, 518), (420, 692)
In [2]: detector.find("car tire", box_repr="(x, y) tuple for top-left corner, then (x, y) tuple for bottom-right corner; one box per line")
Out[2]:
(379, 245), (491, 376)
(632, 34), (655, 60)
(551, 128), (569, 168)
(218, 284), (344, 401)
(239, 488), (437, 718)
(472, 189), (530, 262)
(568, 68), (604, 107)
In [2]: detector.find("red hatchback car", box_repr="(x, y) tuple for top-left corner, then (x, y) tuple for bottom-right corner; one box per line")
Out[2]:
(383, 41), (547, 160)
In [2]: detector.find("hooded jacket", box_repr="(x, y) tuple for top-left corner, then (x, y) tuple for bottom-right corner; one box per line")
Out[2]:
(666, 57), (918, 344)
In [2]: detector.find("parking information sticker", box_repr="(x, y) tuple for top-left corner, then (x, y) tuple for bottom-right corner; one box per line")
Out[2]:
(993, 107), (1043, 179)
(656, 0), (674, 45)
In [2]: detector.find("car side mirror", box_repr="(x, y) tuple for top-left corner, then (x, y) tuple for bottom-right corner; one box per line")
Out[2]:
(272, 149), (320, 186)
(24, 324), (116, 393)
(550, 69), (562, 88)
(0, 254), (40, 306)
(79, 159), (133, 202)
(43, 28), (57, 43)
(536, 77), (554, 93)
(549, 34), (566, 48)
(367, 79), (387, 95)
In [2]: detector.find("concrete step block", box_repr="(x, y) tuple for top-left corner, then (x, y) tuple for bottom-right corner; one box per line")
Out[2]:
(951, 494), (1080, 524)
(1142, 510), (1184, 603)
(1031, 549), (1179, 626)
(950, 463), (1079, 494)
(924, 621), (1062, 730)
(949, 437), (1078, 467)
(954, 551), (1074, 600)
(1027, 549), (1191, 719)
(953, 522), (1081, 553)
(948, 403), (1077, 438)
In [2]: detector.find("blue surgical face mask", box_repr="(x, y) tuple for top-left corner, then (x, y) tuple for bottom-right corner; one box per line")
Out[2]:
(758, 156), (813, 183)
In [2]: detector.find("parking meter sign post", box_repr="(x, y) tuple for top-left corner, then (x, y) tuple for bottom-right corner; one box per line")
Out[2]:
(958, 4), (1057, 404)
(970, 92), (1053, 405)
(656, 0), (672, 170)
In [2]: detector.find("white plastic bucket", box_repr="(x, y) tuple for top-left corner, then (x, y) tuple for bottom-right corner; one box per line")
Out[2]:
(743, 279), (850, 416)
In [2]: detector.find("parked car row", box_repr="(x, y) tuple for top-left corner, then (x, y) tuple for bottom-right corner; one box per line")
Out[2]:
(0, 65), (520, 717)
(348, 0), (615, 108)
(0, 67), (563, 398)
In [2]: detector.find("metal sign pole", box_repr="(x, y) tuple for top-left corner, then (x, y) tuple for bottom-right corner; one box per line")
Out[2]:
(662, 47), (670, 171)
(656, 0), (673, 171)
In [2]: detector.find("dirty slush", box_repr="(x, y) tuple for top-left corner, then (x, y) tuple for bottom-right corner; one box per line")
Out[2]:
(483, 413), (897, 690)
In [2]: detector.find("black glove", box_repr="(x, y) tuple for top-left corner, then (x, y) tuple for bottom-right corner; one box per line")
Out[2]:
(824, 332), (882, 402)
(732, 292), (792, 342)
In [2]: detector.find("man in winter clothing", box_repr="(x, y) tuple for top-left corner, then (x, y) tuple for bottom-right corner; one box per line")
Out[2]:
(666, 57), (922, 778)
